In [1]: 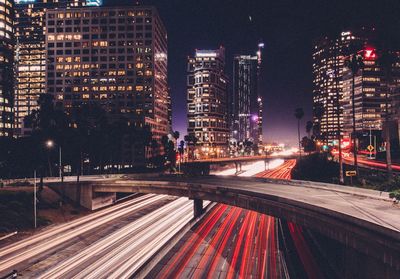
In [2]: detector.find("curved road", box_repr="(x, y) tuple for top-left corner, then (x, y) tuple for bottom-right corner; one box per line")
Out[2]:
(0, 195), (209, 278)
(148, 160), (300, 278)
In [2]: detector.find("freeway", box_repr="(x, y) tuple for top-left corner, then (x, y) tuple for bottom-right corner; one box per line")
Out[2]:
(148, 160), (299, 278)
(0, 194), (207, 278)
(342, 152), (400, 172)
(256, 159), (297, 180)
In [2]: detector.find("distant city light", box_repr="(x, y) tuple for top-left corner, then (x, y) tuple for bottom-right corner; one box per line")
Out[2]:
(46, 140), (54, 148)
(196, 52), (217, 58)
(15, 0), (35, 3)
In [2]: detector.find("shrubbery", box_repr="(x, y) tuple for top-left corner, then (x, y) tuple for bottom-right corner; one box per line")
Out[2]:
(389, 189), (400, 200)
(292, 153), (400, 192)
(291, 153), (339, 184)
(0, 191), (49, 233)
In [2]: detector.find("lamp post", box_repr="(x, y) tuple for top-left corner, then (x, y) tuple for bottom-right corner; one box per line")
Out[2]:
(46, 140), (62, 180)
(33, 170), (37, 229)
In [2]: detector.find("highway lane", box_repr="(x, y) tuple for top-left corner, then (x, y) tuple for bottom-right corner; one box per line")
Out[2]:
(342, 151), (400, 172)
(0, 194), (203, 278)
(0, 194), (167, 274)
(40, 198), (210, 279)
(256, 159), (297, 180)
(150, 204), (282, 279)
(148, 160), (296, 279)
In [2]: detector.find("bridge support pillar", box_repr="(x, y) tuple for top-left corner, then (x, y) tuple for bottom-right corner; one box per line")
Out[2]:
(193, 198), (203, 218)
(265, 160), (270, 171)
(235, 162), (242, 175)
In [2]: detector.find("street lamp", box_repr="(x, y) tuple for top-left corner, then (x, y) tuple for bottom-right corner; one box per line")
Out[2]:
(46, 140), (62, 180)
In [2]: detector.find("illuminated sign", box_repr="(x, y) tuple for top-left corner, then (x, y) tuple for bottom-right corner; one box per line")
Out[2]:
(364, 48), (376, 60)
(15, 0), (36, 3)
(86, 0), (102, 6)
(196, 52), (217, 58)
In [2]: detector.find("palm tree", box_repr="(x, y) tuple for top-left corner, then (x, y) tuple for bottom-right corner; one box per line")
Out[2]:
(184, 134), (198, 160)
(306, 121), (313, 138)
(344, 53), (364, 175)
(295, 108), (304, 158)
(173, 131), (180, 150)
(378, 49), (396, 180)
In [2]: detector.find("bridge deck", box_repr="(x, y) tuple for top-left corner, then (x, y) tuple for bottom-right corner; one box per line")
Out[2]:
(92, 175), (400, 237)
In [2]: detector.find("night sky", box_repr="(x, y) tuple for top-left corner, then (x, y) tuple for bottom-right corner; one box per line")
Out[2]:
(107, 0), (400, 146)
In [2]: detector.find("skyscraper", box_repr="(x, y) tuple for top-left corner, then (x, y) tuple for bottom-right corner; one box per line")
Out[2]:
(231, 44), (264, 145)
(312, 30), (370, 144)
(0, 0), (14, 137)
(14, 0), (99, 136)
(45, 6), (169, 155)
(187, 47), (229, 158)
(342, 48), (400, 144)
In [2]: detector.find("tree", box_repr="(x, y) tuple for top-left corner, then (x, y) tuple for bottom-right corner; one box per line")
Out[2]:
(295, 108), (305, 158)
(173, 131), (180, 141)
(173, 131), (180, 150)
(178, 140), (185, 162)
(301, 136), (316, 154)
(344, 53), (364, 175)
(313, 103), (325, 141)
(306, 121), (313, 138)
(184, 134), (198, 160)
(377, 49), (396, 180)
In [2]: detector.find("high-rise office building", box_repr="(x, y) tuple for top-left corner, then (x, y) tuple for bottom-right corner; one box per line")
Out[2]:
(342, 48), (400, 141)
(312, 32), (355, 144)
(45, 6), (169, 154)
(187, 47), (229, 158)
(0, 0), (14, 137)
(14, 0), (100, 136)
(312, 29), (376, 144)
(231, 44), (264, 144)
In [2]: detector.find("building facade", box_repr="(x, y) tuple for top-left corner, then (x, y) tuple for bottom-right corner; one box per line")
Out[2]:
(45, 6), (169, 153)
(312, 31), (358, 144)
(231, 53), (263, 144)
(342, 48), (400, 147)
(14, 0), (100, 136)
(187, 47), (229, 158)
(0, 0), (14, 137)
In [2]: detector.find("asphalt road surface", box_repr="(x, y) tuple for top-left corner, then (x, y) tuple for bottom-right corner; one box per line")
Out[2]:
(0, 194), (208, 278)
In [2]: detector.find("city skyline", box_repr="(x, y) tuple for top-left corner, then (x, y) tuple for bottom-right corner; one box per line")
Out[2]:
(2, 0), (399, 145)
(109, 0), (400, 145)
(1, 2), (400, 278)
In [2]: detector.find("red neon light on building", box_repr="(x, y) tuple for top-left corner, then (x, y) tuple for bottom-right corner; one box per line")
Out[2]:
(364, 48), (376, 60)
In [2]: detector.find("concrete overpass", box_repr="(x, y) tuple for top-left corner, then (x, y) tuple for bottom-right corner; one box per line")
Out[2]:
(46, 174), (400, 275)
(182, 154), (296, 174)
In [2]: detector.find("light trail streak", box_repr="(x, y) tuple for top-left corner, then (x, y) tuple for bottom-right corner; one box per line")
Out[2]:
(158, 204), (227, 279)
(40, 199), (211, 279)
(213, 159), (285, 176)
(0, 194), (166, 272)
(156, 157), (295, 279)
(342, 152), (400, 171)
(153, 159), (320, 279)
(0, 194), (152, 259)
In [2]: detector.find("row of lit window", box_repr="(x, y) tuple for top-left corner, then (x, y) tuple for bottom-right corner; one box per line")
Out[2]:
(48, 10), (152, 20)
(48, 48), (153, 55)
(48, 25), (152, 33)
(48, 85), (151, 92)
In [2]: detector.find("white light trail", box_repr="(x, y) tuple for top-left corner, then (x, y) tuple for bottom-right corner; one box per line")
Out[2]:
(213, 159), (285, 177)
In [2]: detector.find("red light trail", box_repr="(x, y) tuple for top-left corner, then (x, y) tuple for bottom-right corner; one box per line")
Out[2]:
(152, 159), (322, 279)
